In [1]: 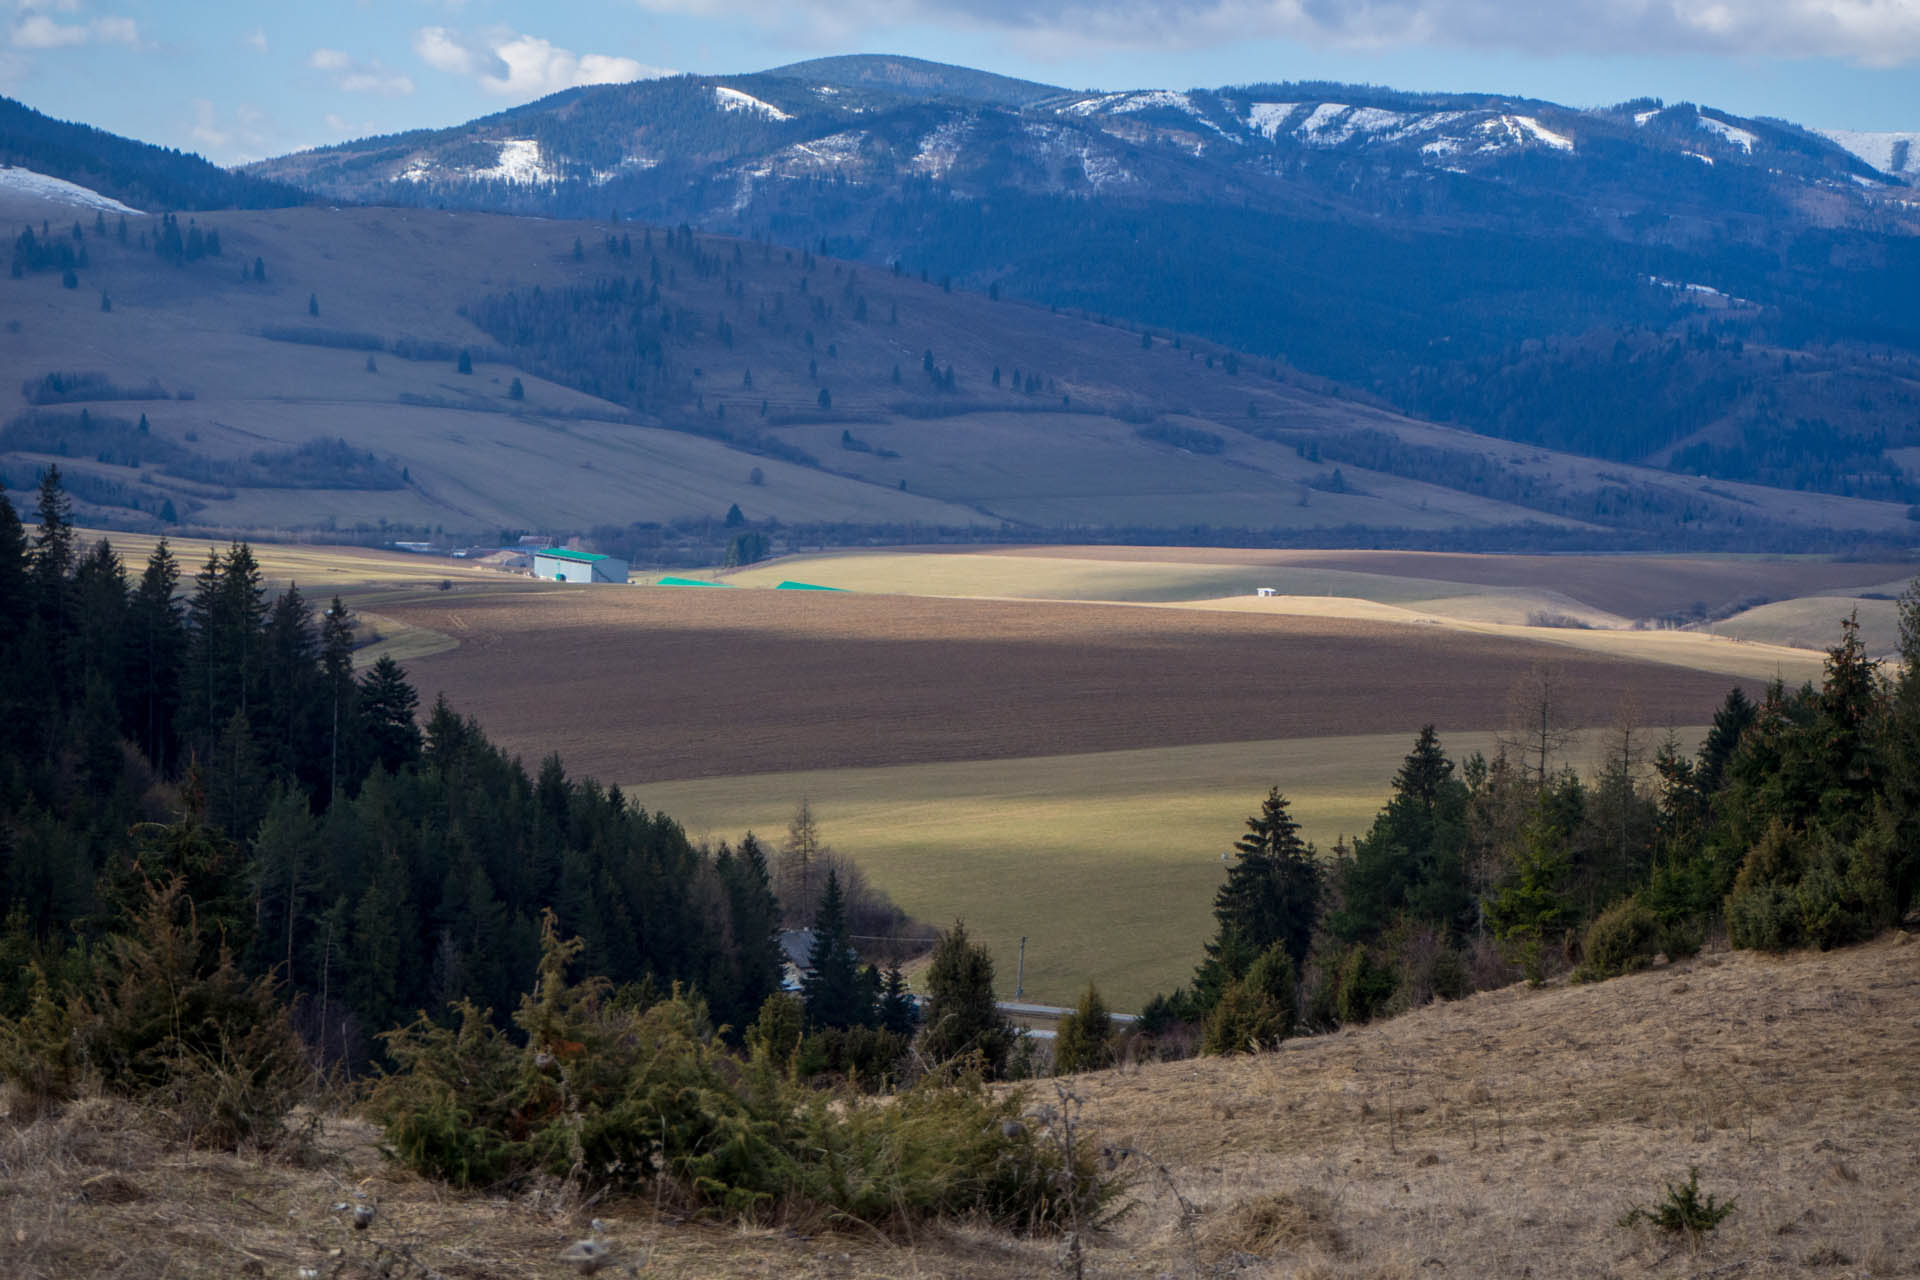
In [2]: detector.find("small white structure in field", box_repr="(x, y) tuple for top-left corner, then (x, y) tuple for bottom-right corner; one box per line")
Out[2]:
(1256, 587), (1277, 597)
(533, 549), (629, 584)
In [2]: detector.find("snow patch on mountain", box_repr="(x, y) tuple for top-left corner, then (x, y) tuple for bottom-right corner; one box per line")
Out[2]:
(400, 139), (560, 186)
(1697, 114), (1757, 153)
(714, 85), (793, 122)
(1633, 109), (1659, 127)
(1817, 128), (1920, 179)
(1025, 122), (1135, 191)
(0, 165), (141, 214)
(1508, 115), (1574, 151)
(1246, 102), (1302, 138)
(769, 130), (867, 176)
(912, 119), (972, 178)
(1065, 89), (1198, 118)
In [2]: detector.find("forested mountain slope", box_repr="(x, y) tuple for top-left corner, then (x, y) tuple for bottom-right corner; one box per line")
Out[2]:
(241, 57), (1920, 511)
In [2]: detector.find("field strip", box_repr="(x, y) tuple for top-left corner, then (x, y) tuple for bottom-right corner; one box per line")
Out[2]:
(1175, 594), (1830, 683)
(630, 727), (1708, 1010)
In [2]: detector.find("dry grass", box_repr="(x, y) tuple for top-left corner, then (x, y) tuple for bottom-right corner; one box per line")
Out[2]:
(4, 935), (1912, 1278)
(1078, 932), (1920, 1279)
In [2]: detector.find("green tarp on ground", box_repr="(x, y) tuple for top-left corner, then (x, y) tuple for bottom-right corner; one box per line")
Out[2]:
(656, 576), (731, 587)
(775, 581), (843, 591)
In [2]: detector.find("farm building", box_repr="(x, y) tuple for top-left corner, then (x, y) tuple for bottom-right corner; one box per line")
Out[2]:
(532, 548), (629, 584)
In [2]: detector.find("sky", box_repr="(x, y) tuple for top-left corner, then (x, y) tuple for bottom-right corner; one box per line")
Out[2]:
(5, 0), (1920, 166)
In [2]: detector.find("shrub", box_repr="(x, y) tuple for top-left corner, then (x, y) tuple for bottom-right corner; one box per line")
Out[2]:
(370, 913), (1111, 1231)
(0, 876), (309, 1148)
(1619, 1166), (1736, 1238)
(1053, 983), (1114, 1074)
(1203, 943), (1297, 1055)
(1334, 945), (1396, 1026)
(1578, 897), (1661, 981)
(1727, 817), (1896, 952)
(1429, 947), (1471, 1001)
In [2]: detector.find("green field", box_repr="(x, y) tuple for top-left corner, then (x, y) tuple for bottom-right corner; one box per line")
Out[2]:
(631, 727), (1707, 1010)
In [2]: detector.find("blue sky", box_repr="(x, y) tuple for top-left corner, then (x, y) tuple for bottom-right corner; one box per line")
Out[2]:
(7, 0), (1920, 165)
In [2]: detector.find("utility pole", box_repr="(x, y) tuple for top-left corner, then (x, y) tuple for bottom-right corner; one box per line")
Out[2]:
(1015, 936), (1026, 999)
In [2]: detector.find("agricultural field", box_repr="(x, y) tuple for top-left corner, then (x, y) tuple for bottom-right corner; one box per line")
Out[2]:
(634, 729), (1710, 1008)
(376, 546), (1859, 1005)
(385, 584), (1756, 783)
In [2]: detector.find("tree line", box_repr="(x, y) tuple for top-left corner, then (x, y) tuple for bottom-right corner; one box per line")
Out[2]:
(1092, 604), (1920, 1064)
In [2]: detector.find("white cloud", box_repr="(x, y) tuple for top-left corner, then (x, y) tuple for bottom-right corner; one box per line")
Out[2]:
(187, 98), (278, 164)
(11, 11), (138, 50)
(245, 26), (267, 53)
(627, 0), (1920, 66)
(310, 46), (415, 95)
(413, 24), (670, 97)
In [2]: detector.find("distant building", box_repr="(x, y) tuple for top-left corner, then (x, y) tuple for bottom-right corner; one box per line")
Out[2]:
(532, 548), (629, 583)
(1256, 587), (1277, 597)
(778, 929), (817, 992)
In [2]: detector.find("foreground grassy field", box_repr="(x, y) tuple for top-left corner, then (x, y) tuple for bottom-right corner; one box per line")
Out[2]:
(634, 729), (1709, 1009)
(6, 935), (1912, 1278)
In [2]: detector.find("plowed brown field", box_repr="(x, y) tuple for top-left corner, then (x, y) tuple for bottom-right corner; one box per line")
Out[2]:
(387, 586), (1757, 783)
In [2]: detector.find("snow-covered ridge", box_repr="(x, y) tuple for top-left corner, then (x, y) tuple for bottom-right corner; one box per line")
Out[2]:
(0, 165), (140, 214)
(1063, 89), (1199, 118)
(1242, 101), (1565, 155)
(1817, 128), (1920, 179)
(714, 85), (793, 122)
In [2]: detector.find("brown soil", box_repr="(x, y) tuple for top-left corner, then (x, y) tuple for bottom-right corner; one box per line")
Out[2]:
(386, 585), (1756, 782)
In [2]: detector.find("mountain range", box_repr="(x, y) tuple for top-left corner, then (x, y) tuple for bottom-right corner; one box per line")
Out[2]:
(2, 56), (1919, 552)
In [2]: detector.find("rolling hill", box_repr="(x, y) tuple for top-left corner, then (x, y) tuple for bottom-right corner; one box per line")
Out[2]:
(0, 178), (1915, 552)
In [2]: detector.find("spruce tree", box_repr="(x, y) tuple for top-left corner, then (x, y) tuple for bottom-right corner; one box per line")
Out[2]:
(920, 920), (1012, 1076)
(124, 540), (184, 771)
(879, 960), (918, 1036)
(801, 868), (866, 1029)
(357, 655), (421, 775)
(1199, 787), (1321, 992)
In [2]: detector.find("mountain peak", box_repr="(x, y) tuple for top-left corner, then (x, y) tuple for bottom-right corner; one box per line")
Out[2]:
(759, 53), (1067, 107)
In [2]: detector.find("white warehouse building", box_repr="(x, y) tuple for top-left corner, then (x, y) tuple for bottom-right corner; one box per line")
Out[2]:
(532, 548), (629, 584)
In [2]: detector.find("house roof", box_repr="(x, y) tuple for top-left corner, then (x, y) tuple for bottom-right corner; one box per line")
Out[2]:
(778, 929), (816, 969)
(534, 548), (610, 564)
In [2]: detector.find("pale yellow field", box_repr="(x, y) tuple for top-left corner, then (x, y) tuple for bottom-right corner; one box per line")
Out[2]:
(1710, 594), (1904, 658)
(724, 548), (1841, 685)
(632, 727), (1708, 1010)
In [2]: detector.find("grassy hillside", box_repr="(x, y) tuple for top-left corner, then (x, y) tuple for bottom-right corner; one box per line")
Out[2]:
(2, 190), (1914, 550)
(7, 934), (1912, 1277)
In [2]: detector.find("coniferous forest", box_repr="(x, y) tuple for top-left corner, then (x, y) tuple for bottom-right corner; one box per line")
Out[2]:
(1127, 597), (1920, 1058)
(0, 467), (788, 1064)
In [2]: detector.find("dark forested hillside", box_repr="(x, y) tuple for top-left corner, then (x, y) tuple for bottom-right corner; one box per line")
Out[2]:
(0, 471), (788, 1069)
(0, 97), (305, 212)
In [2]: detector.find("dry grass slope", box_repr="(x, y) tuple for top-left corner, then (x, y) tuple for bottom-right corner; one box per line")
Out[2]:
(3, 935), (1912, 1278)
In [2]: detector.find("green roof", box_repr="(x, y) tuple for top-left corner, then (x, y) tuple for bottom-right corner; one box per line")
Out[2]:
(776, 581), (844, 591)
(656, 576), (731, 587)
(535, 548), (609, 563)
